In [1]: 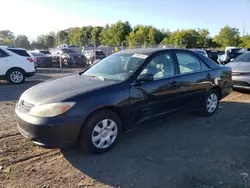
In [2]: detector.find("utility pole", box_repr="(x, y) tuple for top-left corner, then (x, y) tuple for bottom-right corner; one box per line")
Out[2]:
(243, 21), (246, 36)
(13, 37), (16, 47)
(144, 36), (146, 48)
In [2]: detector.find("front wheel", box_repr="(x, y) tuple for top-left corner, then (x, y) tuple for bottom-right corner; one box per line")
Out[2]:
(200, 90), (219, 116)
(80, 110), (122, 154)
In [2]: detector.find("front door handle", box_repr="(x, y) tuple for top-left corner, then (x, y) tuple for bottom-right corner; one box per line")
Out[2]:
(206, 74), (211, 79)
(170, 81), (179, 87)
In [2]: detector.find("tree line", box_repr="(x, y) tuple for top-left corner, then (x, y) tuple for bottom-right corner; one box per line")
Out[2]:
(0, 21), (250, 50)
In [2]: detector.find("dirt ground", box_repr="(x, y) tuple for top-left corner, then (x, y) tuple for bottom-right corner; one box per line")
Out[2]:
(1, 68), (250, 188)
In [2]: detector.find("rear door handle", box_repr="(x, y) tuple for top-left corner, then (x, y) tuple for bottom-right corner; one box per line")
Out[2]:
(206, 74), (211, 79)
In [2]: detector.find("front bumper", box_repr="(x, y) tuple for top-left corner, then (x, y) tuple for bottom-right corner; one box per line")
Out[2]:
(65, 56), (86, 65)
(15, 108), (85, 147)
(232, 75), (250, 90)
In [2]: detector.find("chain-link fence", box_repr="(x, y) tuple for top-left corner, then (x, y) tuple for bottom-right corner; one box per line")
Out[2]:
(49, 43), (178, 57)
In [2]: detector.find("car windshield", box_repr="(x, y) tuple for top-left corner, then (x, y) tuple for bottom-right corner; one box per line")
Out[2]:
(40, 50), (51, 54)
(31, 52), (45, 56)
(96, 51), (104, 55)
(83, 53), (147, 82)
(84, 50), (94, 55)
(61, 49), (76, 53)
(233, 53), (250, 62)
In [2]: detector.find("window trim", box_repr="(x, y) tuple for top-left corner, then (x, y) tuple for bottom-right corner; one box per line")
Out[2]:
(0, 49), (10, 58)
(173, 50), (211, 76)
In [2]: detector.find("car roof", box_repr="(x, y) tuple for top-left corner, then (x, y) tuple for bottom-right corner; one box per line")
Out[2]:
(190, 49), (205, 51)
(0, 46), (26, 50)
(7, 47), (26, 50)
(116, 48), (196, 55)
(117, 48), (176, 55)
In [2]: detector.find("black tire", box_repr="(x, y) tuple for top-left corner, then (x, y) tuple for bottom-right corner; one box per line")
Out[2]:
(80, 109), (122, 154)
(6, 68), (26, 84)
(200, 89), (219, 116)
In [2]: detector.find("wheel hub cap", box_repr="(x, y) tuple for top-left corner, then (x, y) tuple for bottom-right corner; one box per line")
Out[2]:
(91, 119), (118, 149)
(10, 71), (23, 83)
(206, 93), (218, 113)
(101, 130), (109, 137)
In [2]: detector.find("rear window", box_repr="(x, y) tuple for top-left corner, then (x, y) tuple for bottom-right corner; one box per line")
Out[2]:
(7, 49), (30, 57)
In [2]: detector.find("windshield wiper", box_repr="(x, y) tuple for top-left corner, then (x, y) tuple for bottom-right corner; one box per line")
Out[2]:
(84, 74), (105, 81)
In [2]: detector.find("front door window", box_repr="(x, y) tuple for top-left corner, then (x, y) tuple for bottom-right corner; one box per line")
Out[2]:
(140, 52), (175, 80)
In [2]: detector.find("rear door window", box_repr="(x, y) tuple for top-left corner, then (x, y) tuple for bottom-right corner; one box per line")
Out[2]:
(7, 49), (30, 57)
(175, 51), (209, 74)
(0, 49), (10, 58)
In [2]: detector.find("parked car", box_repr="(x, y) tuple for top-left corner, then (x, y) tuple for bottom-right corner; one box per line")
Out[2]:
(227, 52), (250, 89)
(15, 48), (232, 153)
(52, 48), (86, 66)
(218, 48), (243, 64)
(31, 52), (52, 67)
(0, 47), (36, 84)
(191, 49), (208, 57)
(205, 50), (224, 63)
(83, 50), (106, 64)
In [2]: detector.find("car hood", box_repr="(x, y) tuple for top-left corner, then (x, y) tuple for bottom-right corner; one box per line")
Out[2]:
(20, 74), (116, 106)
(64, 53), (81, 56)
(227, 62), (250, 72)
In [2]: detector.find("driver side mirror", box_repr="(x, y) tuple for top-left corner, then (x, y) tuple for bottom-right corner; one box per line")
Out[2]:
(131, 73), (154, 86)
(137, 73), (154, 82)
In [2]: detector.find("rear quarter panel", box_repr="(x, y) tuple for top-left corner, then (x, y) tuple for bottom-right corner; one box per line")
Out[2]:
(212, 66), (233, 98)
(19, 57), (36, 73)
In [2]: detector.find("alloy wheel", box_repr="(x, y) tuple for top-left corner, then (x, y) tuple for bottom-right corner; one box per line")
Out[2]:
(10, 71), (24, 83)
(206, 93), (218, 113)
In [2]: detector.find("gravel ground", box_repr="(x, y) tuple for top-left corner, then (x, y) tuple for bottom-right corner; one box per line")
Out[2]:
(0, 68), (250, 188)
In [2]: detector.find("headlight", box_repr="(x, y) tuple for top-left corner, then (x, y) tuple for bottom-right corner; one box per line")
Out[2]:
(28, 102), (76, 117)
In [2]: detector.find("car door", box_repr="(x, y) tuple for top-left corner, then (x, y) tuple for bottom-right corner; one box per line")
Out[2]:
(129, 50), (185, 127)
(0, 49), (11, 76)
(172, 49), (213, 111)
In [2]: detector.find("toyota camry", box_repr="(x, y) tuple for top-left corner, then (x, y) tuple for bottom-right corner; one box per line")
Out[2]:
(15, 48), (233, 153)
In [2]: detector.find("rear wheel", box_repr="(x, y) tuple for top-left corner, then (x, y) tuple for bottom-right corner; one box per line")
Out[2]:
(80, 110), (122, 154)
(6, 68), (26, 84)
(200, 89), (219, 116)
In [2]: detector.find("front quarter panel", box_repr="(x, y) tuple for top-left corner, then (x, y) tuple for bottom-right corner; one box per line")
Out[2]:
(66, 82), (131, 129)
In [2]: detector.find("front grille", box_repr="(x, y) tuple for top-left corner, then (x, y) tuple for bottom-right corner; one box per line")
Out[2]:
(233, 81), (250, 87)
(18, 100), (34, 113)
(73, 56), (82, 60)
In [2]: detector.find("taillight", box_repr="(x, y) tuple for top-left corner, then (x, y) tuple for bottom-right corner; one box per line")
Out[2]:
(27, 58), (34, 63)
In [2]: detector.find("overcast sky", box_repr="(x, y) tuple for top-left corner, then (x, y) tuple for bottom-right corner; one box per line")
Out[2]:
(1, 0), (250, 41)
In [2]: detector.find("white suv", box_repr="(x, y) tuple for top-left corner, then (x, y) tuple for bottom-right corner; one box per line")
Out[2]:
(0, 47), (36, 84)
